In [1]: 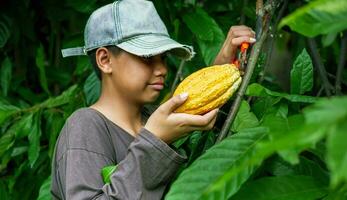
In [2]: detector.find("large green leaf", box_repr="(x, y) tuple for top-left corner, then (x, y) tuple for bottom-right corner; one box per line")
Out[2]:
(231, 100), (259, 132)
(0, 57), (12, 96)
(279, 0), (347, 37)
(290, 49), (313, 95)
(37, 176), (52, 200)
(182, 8), (225, 65)
(327, 122), (347, 187)
(266, 156), (329, 185)
(35, 44), (50, 95)
(28, 111), (42, 167)
(231, 175), (328, 200)
(84, 72), (101, 106)
(165, 127), (269, 200)
(246, 83), (318, 103)
(303, 96), (347, 125)
(41, 85), (79, 108)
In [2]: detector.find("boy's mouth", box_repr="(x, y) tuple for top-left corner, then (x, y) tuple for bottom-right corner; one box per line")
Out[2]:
(149, 83), (164, 90)
(149, 81), (164, 90)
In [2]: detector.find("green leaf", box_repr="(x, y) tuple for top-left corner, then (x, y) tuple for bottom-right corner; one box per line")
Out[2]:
(0, 180), (9, 200)
(41, 85), (79, 108)
(35, 44), (50, 95)
(232, 100), (259, 132)
(74, 56), (91, 75)
(37, 176), (52, 200)
(182, 8), (225, 65)
(0, 103), (20, 125)
(182, 8), (217, 41)
(231, 175), (328, 200)
(0, 57), (12, 96)
(290, 49), (313, 94)
(321, 32), (338, 47)
(66, 0), (97, 13)
(0, 14), (11, 48)
(45, 111), (64, 158)
(84, 72), (101, 106)
(14, 113), (34, 139)
(102, 165), (118, 184)
(246, 83), (318, 103)
(303, 96), (347, 125)
(327, 122), (347, 187)
(28, 111), (42, 167)
(165, 127), (269, 200)
(11, 146), (28, 157)
(0, 129), (15, 157)
(279, 0), (347, 37)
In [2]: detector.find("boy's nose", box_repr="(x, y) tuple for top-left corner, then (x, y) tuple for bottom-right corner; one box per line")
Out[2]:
(153, 62), (168, 76)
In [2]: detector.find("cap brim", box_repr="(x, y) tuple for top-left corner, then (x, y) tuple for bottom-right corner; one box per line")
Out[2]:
(116, 34), (195, 60)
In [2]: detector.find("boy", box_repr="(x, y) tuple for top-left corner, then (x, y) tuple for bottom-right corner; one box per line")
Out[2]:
(51, 0), (256, 199)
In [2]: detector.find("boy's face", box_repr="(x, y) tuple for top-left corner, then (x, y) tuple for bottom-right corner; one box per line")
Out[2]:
(108, 50), (168, 105)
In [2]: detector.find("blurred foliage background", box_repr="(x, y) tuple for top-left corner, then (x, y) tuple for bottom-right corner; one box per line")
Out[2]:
(0, 0), (347, 199)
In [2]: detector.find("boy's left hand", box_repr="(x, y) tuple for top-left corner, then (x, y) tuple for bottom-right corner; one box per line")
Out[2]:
(213, 25), (256, 65)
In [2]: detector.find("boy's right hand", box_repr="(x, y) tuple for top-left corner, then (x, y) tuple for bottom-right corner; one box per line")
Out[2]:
(144, 93), (219, 144)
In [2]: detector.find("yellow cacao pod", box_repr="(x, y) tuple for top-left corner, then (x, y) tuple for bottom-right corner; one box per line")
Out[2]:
(173, 64), (242, 115)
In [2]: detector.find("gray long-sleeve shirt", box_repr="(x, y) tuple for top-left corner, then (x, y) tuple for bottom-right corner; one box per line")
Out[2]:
(51, 107), (187, 200)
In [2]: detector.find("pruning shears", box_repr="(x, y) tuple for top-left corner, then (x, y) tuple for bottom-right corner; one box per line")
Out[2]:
(232, 42), (250, 72)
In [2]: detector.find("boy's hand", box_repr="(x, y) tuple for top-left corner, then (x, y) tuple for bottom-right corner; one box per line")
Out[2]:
(213, 25), (256, 65)
(144, 93), (218, 144)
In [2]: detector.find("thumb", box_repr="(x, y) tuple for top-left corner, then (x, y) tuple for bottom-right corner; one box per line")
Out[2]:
(159, 92), (188, 114)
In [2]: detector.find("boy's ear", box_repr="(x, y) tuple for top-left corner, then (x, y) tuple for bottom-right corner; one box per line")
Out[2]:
(95, 47), (113, 74)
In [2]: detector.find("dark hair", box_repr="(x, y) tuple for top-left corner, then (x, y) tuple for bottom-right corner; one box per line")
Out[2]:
(87, 46), (121, 80)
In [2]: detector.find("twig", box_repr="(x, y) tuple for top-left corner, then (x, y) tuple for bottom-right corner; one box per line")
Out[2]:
(259, 0), (288, 83)
(317, 85), (324, 97)
(216, 0), (278, 143)
(170, 60), (185, 97)
(306, 38), (334, 96)
(335, 31), (347, 95)
(327, 72), (347, 86)
(240, 0), (249, 24)
(255, 0), (264, 40)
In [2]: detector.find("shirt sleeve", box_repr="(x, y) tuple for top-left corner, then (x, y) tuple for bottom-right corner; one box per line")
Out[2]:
(55, 124), (187, 200)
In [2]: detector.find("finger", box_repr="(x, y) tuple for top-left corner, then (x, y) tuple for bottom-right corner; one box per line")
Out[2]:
(187, 114), (218, 131)
(229, 26), (255, 35)
(159, 93), (189, 114)
(231, 36), (256, 46)
(180, 108), (219, 127)
(230, 30), (256, 38)
(230, 25), (252, 31)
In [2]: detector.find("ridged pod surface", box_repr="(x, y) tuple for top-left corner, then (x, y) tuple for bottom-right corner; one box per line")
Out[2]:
(173, 64), (242, 115)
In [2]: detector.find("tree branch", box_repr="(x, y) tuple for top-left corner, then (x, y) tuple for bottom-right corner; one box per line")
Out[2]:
(216, 0), (279, 143)
(335, 31), (347, 95)
(306, 38), (334, 96)
(170, 60), (185, 97)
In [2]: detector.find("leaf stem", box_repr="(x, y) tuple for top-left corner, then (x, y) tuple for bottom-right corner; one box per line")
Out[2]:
(306, 38), (333, 96)
(335, 31), (347, 95)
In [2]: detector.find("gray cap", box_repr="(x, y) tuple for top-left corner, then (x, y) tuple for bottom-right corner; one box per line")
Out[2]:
(61, 0), (195, 60)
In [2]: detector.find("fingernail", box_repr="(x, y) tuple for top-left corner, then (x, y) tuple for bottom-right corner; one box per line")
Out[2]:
(180, 92), (188, 100)
(250, 37), (256, 43)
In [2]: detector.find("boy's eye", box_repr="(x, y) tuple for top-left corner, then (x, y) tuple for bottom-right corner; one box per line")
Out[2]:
(141, 54), (167, 63)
